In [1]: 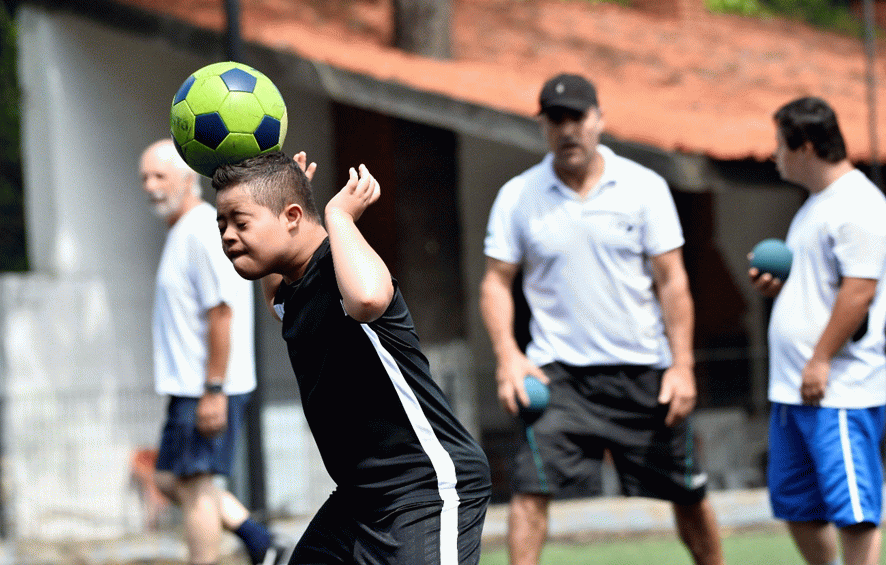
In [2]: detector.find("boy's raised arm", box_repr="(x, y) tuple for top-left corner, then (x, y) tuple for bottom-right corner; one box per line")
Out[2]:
(325, 165), (394, 323)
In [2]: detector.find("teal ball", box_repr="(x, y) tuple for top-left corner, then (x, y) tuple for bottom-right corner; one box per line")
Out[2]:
(750, 238), (793, 281)
(521, 375), (550, 417)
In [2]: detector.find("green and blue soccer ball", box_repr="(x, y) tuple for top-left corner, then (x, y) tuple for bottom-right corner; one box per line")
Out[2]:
(170, 61), (288, 178)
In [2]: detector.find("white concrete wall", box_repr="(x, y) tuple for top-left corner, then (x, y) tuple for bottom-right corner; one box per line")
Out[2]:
(10, 4), (335, 538)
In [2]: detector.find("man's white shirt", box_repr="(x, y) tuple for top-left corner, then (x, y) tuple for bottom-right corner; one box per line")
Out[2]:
(768, 169), (886, 408)
(484, 146), (684, 368)
(153, 202), (256, 396)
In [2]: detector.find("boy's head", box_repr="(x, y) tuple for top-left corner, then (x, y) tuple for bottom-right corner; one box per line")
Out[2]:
(213, 151), (322, 281)
(212, 151), (320, 220)
(773, 97), (847, 164)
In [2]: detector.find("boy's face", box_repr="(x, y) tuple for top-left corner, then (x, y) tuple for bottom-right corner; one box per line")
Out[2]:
(216, 183), (290, 280)
(774, 128), (804, 186)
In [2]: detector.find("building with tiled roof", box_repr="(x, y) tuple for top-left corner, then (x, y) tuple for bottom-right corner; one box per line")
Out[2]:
(111, 0), (886, 163)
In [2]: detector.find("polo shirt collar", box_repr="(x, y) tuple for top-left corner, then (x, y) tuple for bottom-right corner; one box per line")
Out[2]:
(543, 145), (618, 199)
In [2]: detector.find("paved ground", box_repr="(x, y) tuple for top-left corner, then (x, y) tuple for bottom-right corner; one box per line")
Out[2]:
(4, 488), (774, 564)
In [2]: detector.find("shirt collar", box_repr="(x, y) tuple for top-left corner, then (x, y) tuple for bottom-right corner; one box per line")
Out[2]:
(543, 145), (617, 199)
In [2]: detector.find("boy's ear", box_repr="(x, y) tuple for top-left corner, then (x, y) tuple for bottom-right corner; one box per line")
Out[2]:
(283, 202), (304, 228)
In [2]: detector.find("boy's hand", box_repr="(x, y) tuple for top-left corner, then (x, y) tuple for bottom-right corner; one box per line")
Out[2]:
(800, 357), (829, 404)
(748, 266), (783, 298)
(326, 164), (380, 223)
(294, 151), (317, 181)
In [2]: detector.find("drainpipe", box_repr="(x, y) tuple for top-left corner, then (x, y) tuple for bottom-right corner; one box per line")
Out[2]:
(224, 0), (243, 63)
(862, 0), (882, 188)
(223, 0), (268, 518)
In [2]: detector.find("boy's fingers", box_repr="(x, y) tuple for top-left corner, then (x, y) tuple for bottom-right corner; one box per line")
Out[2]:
(347, 167), (358, 188)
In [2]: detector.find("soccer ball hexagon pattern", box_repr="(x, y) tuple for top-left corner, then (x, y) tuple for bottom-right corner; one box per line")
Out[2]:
(170, 61), (288, 178)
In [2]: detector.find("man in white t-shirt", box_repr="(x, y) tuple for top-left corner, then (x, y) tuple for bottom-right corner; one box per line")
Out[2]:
(750, 97), (886, 565)
(480, 74), (725, 565)
(140, 139), (291, 565)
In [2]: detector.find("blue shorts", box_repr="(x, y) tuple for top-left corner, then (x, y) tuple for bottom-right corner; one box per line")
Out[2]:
(155, 393), (251, 478)
(768, 402), (885, 527)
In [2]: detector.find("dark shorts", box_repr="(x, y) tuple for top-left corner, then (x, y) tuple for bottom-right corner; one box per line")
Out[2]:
(155, 393), (251, 478)
(512, 362), (707, 505)
(291, 490), (490, 565)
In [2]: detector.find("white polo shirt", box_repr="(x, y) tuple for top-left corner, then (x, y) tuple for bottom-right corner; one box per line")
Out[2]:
(768, 169), (886, 408)
(484, 146), (684, 368)
(153, 202), (256, 397)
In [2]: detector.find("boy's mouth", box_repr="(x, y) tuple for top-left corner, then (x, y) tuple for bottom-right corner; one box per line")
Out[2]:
(224, 247), (246, 261)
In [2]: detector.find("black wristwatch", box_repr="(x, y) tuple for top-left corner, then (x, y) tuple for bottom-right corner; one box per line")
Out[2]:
(204, 381), (225, 394)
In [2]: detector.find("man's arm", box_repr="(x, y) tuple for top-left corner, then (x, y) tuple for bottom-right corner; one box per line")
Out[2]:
(197, 302), (232, 436)
(325, 165), (393, 323)
(479, 257), (546, 415)
(650, 247), (696, 427)
(801, 276), (878, 404)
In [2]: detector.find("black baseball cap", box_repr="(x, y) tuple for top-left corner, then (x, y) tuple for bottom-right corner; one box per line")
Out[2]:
(538, 73), (598, 115)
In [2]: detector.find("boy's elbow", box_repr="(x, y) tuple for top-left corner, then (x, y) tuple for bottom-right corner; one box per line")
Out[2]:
(346, 284), (394, 323)
(346, 296), (389, 323)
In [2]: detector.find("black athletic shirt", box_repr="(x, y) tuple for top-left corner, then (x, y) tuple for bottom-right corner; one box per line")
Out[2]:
(274, 239), (491, 510)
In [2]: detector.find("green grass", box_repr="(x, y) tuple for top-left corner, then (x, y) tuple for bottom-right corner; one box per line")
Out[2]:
(480, 527), (886, 565)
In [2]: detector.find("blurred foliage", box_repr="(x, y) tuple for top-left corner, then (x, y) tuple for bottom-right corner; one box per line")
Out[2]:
(592, 0), (633, 6)
(0, 1), (27, 272)
(707, 0), (767, 16)
(706, 0), (865, 35)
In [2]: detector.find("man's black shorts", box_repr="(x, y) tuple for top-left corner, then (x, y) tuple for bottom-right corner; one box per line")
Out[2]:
(512, 362), (708, 505)
(290, 490), (490, 564)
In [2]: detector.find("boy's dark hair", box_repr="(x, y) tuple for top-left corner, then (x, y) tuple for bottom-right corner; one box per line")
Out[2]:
(774, 97), (847, 163)
(212, 151), (320, 221)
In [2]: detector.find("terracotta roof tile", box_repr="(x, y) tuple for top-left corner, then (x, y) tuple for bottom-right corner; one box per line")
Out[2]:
(113, 0), (886, 161)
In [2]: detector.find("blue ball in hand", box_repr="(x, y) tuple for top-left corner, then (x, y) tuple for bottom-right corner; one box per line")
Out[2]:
(750, 238), (792, 281)
(520, 375), (550, 422)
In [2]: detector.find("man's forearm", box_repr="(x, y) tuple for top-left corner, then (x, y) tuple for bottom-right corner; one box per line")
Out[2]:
(206, 303), (233, 386)
(480, 277), (521, 362)
(658, 280), (695, 368)
(811, 277), (877, 362)
(652, 250), (695, 368)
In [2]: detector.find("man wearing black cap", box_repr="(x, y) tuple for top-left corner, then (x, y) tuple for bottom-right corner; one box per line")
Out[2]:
(480, 73), (725, 565)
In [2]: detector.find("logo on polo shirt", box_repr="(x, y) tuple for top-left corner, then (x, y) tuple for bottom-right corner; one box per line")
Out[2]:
(616, 219), (635, 233)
